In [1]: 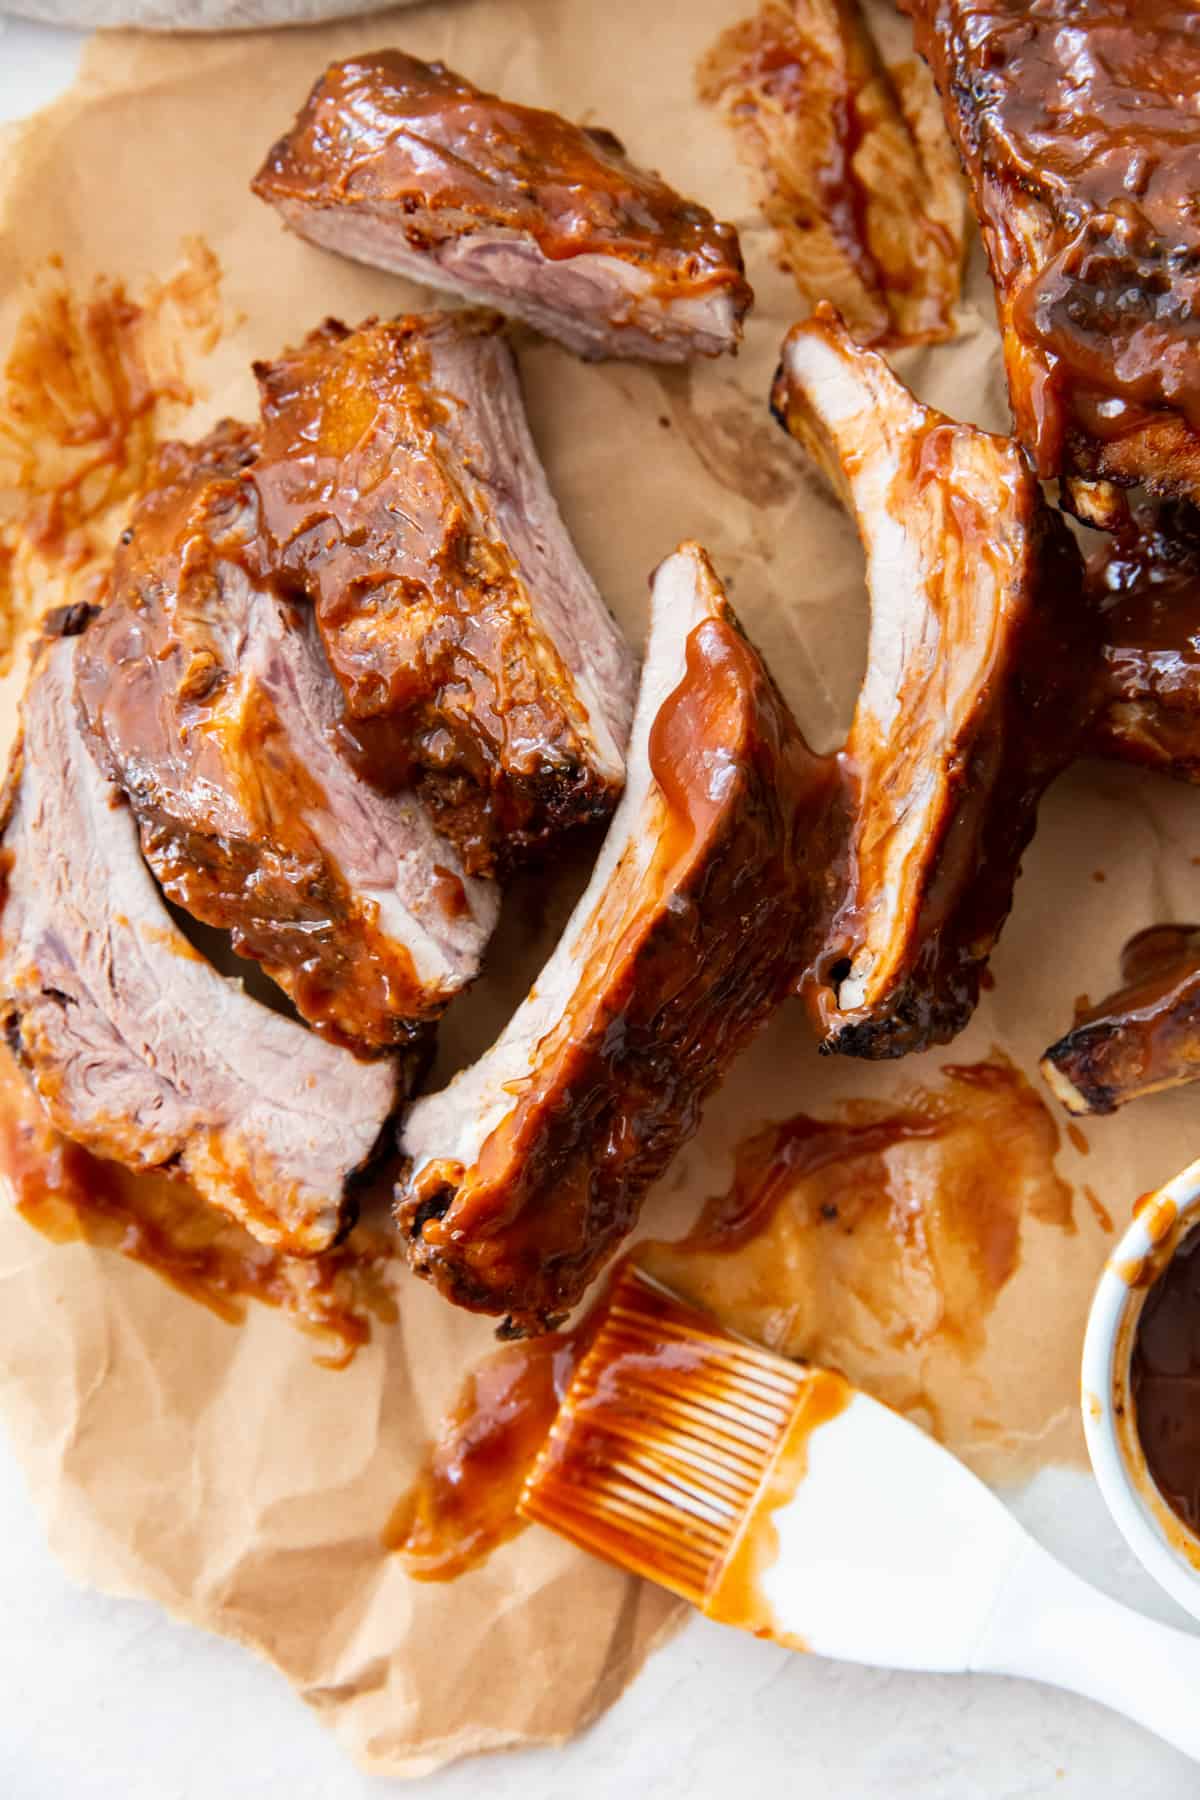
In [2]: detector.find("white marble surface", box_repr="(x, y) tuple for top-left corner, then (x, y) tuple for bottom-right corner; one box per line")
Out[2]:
(0, 18), (1197, 1795)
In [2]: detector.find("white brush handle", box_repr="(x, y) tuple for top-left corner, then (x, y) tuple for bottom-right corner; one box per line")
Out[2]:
(972, 1535), (1200, 1762)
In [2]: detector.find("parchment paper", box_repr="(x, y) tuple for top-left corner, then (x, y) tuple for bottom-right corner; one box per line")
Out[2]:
(2, 0), (1200, 1779)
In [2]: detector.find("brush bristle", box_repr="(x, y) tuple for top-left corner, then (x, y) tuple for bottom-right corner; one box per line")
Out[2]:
(519, 1264), (812, 1607)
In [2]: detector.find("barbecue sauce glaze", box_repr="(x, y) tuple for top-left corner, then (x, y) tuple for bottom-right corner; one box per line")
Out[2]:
(912, 0), (1200, 480)
(401, 609), (839, 1334)
(248, 314), (620, 876)
(252, 50), (751, 317)
(1043, 925), (1200, 1113)
(698, 0), (964, 346)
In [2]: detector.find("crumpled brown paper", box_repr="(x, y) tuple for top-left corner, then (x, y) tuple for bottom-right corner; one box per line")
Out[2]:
(2, 0), (1200, 1779)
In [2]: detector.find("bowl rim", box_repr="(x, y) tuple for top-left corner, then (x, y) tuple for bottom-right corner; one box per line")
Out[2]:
(1081, 1154), (1200, 1623)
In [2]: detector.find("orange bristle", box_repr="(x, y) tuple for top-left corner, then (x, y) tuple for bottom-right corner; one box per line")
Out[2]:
(519, 1264), (812, 1608)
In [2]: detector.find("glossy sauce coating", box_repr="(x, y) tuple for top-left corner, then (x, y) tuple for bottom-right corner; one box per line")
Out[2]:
(912, 0), (1200, 490)
(1088, 506), (1200, 779)
(772, 319), (1093, 1057)
(253, 50), (751, 308)
(1042, 924), (1200, 1114)
(698, 0), (964, 345)
(828, 423), (1089, 1053)
(1132, 1223), (1200, 1534)
(0, 1048), (396, 1367)
(402, 607), (838, 1333)
(76, 423), (434, 1053)
(250, 313), (622, 875)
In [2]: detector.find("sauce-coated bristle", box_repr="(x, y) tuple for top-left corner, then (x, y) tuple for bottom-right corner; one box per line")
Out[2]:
(519, 1265), (811, 1607)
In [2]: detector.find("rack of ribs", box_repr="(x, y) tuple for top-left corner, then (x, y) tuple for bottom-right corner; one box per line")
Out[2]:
(911, 0), (1200, 527)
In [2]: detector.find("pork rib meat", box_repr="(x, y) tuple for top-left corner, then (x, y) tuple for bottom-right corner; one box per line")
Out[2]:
(252, 50), (752, 362)
(1, 631), (400, 1254)
(396, 542), (834, 1332)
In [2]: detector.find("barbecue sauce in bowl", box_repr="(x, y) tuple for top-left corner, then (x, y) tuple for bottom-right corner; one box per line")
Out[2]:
(1132, 1224), (1200, 1535)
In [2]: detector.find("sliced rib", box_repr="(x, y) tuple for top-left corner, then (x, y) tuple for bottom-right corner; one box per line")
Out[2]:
(772, 307), (1090, 1057)
(911, 0), (1200, 518)
(76, 422), (497, 1054)
(250, 312), (636, 874)
(1, 631), (400, 1253)
(396, 542), (834, 1333)
(1041, 925), (1200, 1115)
(251, 51), (752, 363)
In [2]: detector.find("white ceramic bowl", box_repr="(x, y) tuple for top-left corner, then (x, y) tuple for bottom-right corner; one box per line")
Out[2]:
(1082, 1155), (1200, 1622)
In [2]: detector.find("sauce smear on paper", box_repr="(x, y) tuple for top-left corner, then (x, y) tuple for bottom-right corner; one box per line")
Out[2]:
(651, 1057), (1072, 1336)
(384, 1317), (597, 1579)
(0, 1049), (395, 1367)
(697, 0), (964, 344)
(0, 241), (223, 668)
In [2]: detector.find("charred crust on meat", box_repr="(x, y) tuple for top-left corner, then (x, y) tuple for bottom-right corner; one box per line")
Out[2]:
(406, 1184), (453, 1238)
(1041, 924), (1200, 1115)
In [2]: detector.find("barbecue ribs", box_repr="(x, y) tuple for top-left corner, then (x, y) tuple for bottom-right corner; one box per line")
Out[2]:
(911, 0), (1200, 522)
(773, 307), (1092, 1056)
(253, 51), (752, 362)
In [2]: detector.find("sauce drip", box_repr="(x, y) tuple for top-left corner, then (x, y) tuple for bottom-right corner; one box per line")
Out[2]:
(382, 1323), (592, 1581)
(1084, 1186), (1114, 1235)
(698, 0), (964, 345)
(0, 1049), (396, 1368)
(1132, 1224), (1200, 1533)
(0, 241), (223, 667)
